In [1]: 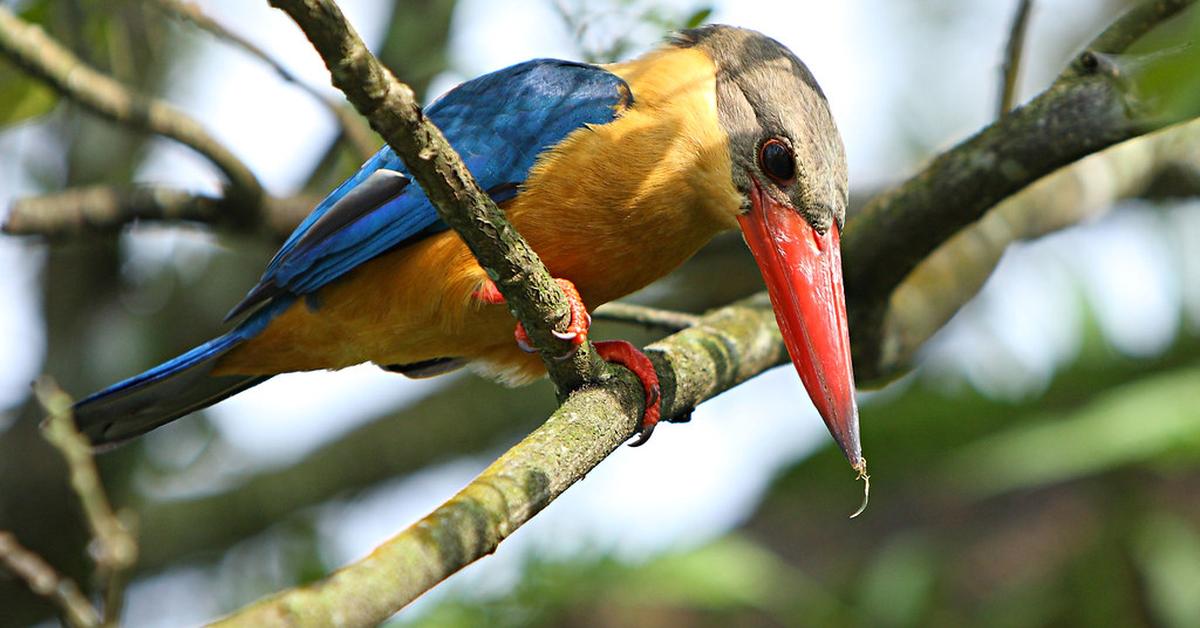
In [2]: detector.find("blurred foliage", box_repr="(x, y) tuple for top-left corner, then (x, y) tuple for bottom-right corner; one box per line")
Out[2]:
(552, 0), (712, 63)
(1134, 3), (1200, 125)
(0, 65), (55, 124)
(400, 316), (1200, 628)
(0, 2), (54, 124)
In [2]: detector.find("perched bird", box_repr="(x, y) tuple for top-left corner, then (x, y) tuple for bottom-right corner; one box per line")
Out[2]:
(74, 25), (863, 471)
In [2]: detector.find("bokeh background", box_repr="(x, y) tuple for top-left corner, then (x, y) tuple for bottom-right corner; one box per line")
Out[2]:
(2, 0), (1200, 626)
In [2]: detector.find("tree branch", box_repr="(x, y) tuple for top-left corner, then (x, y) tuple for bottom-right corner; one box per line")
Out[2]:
(266, 0), (602, 397)
(1, 185), (317, 239)
(0, 6), (264, 218)
(0, 531), (99, 628)
(880, 117), (1200, 377)
(213, 294), (787, 626)
(34, 378), (137, 627)
(592, 301), (702, 332)
(1, 380), (143, 628)
(844, 0), (1199, 382)
(150, 0), (378, 162)
(998, 0), (1033, 116)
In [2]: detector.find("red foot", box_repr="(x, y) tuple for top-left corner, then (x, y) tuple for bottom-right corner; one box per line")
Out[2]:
(475, 278), (590, 355)
(594, 340), (661, 447)
(475, 280), (660, 445)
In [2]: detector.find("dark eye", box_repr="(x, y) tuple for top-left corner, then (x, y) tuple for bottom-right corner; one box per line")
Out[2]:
(758, 138), (796, 185)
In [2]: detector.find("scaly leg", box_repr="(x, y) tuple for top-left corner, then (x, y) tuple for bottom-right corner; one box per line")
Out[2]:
(474, 278), (589, 353)
(593, 339), (661, 446)
(474, 279), (662, 444)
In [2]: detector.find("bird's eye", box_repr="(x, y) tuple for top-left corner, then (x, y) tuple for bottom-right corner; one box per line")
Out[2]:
(758, 139), (796, 186)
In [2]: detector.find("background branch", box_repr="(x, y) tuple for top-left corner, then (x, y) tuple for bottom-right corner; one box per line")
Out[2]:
(0, 379), (142, 628)
(150, 0), (378, 161)
(592, 302), (702, 332)
(880, 118), (1200, 376)
(844, 0), (1198, 382)
(0, 532), (99, 628)
(35, 379), (137, 627)
(1, 185), (318, 239)
(998, 0), (1033, 116)
(0, 5), (263, 218)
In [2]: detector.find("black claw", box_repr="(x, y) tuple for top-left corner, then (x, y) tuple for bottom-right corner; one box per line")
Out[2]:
(667, 409), (693, 424)
(628, 422), (657, 447)
(647, 385), (660, 407)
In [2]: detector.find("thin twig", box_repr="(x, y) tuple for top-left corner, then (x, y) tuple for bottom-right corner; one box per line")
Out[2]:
(34, 378), (137, 628)
(998, 0), (1033, 116)
(0, 531), (99, 628)
(592, 302), (701, 332)
(0, 6), (263, 218)
(151, 0), (378, 161)
(266, 0), (602, 397)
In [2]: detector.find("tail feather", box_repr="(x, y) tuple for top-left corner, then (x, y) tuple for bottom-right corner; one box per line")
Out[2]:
(73, 333), (268, 447)
(73, 299), (293, 447)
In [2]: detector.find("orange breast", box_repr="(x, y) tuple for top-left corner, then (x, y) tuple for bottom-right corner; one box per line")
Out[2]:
(215, 45), (741, 384)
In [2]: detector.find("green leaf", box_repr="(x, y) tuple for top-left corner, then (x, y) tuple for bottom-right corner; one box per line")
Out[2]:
(684, 7), (713, 29)
(0, 0), (58, 126)
(0, 63), (58, 125)
(943, 367), (1200, 496)
(1133, 513), (1200, 628)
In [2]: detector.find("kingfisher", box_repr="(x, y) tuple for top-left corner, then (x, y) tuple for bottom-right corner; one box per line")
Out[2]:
(73, 25), (863, 472)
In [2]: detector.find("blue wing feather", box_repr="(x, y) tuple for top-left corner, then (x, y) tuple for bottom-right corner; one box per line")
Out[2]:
(237, 59), (629, 315)
(74, 59), (631, 446)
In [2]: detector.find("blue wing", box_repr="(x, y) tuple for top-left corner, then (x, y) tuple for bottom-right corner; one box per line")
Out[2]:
(227, 59), (631, 319)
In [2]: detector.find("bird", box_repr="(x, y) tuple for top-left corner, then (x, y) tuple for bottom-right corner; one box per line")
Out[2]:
(73, 25), (863, 472)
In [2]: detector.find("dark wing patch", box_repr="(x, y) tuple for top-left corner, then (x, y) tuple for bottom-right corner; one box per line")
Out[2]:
(379, 357), (467, 378)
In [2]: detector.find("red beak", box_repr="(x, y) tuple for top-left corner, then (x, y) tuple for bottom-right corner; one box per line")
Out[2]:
(738, 178), (863, 468)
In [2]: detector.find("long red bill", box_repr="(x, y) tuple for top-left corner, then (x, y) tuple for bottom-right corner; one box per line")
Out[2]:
(738, 179), (863, 470)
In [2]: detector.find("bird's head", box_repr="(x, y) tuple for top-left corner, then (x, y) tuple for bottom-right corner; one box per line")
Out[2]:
(673, 26), (860, 468)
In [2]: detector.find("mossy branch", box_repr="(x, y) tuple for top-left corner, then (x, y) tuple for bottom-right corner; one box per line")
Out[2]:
(213, 295), (786, 626)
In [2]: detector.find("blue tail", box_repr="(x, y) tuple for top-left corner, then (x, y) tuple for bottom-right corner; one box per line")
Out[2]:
(74, 300), (291, 447)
